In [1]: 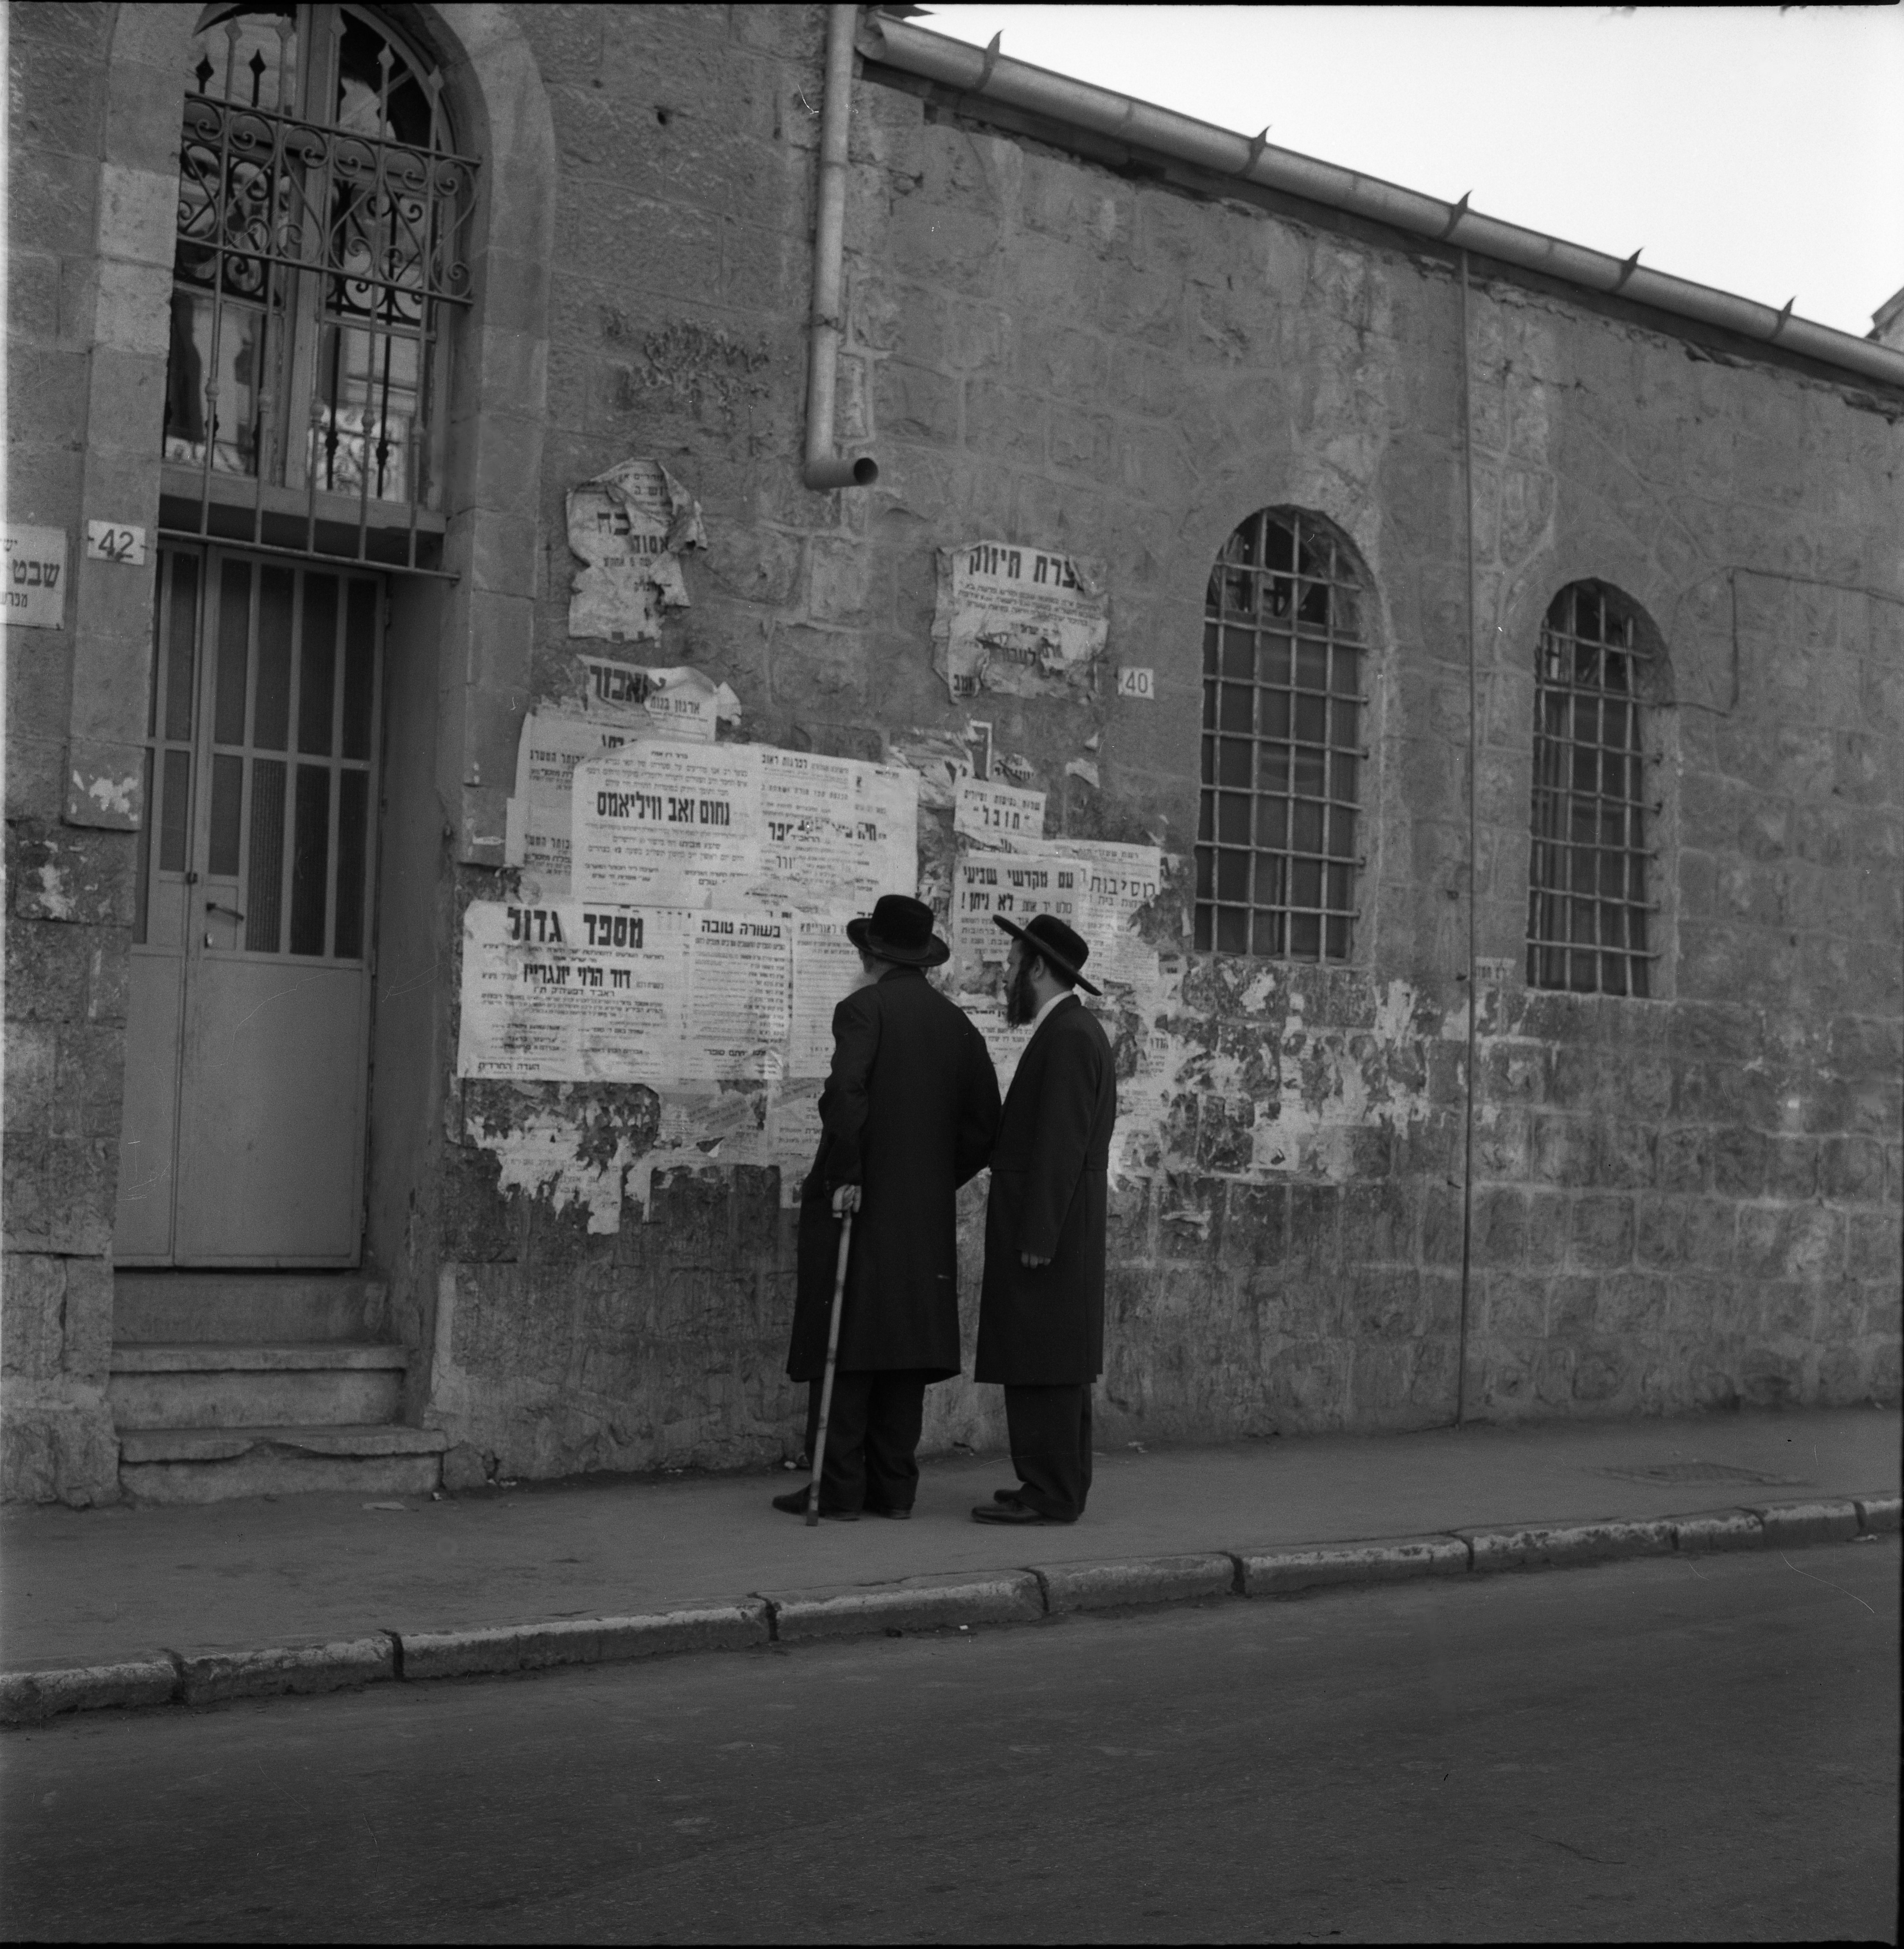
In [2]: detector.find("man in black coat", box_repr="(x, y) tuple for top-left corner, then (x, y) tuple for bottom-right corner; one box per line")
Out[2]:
(971, 913), (1117, 1525)
(776, 894), (1000, 1520)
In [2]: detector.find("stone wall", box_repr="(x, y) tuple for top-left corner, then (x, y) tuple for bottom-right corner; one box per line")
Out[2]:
(4, 3), (1897, 1497)
(421, 4), (1900, 1481)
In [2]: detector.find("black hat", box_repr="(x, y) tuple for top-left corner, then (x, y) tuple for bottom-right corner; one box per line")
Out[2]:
(847, 893), (950, 967)
(991, 912), (1101, 996)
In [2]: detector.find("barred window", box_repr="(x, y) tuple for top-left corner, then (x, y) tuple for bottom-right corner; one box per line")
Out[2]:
(163, 4), (476, 567)
(1195, 509), (1366, 960)
(1526, 583), (1657, 996)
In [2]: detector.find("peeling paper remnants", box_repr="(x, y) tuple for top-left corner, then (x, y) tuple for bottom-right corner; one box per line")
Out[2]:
(75, 770), (139, 818)
(576, 656), (740, 740)
(567, 459), (707, 643)
(932, 540), (1109, 700)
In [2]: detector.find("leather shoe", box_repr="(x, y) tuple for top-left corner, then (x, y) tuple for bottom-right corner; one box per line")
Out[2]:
(992, 1487), (1026, 1505)
(971, 1500), (1072, 1525)
(864, 1504), (912, 1520)
(771, 1487), (858, 1521)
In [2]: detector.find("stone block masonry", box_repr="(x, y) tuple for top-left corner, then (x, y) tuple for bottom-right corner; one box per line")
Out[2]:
(2, 4), (1897, 1496)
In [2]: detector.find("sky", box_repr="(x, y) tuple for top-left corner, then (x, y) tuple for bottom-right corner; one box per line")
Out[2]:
(912, 5), (1904, 339)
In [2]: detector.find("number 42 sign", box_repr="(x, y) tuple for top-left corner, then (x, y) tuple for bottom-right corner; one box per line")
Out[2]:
(85, 521), (146, 566)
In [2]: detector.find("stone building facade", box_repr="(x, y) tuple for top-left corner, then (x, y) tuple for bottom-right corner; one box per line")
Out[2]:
(5, 2), (1900, 1504)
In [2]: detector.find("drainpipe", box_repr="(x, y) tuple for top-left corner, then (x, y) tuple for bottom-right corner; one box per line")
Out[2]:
(1454, 251), (1480, 1425)
(803, 4), (879, 490)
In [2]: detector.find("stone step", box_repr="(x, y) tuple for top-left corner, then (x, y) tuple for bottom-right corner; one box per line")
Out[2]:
(107, 1344), (408, 1431)
(113, 1273), (386, 1345)
(117, 1425), (446, 1506)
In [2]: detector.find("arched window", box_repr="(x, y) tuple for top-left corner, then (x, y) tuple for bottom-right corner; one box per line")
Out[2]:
(1195, 509), (1367, 960)
(1526, 583), (1656, 996)
(164, 4), (476, 565)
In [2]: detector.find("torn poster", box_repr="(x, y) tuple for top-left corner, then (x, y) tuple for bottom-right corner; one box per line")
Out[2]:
(953, 775), (1045, 845)
(504, 710), (633, 898)
(787, 914), (866, 1078)
(566, 459), (707, 643)
(577, 656), (740, 741)
(932, 540), (1109, 700)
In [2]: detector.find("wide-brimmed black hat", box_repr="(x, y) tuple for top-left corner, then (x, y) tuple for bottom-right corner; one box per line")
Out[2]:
(847, 893), (950, 967)
(991, 912), (1101, 995)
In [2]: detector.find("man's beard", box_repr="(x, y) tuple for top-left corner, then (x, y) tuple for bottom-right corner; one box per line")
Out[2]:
(1004, 958), (1039, 1027)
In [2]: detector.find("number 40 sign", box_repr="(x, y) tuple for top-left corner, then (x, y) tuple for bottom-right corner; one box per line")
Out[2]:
(84, 521), (146, 566)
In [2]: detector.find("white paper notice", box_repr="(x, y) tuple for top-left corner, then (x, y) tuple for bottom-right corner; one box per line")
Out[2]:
(577, 656), (740, 742)
(679, 911), (792, 1082)
(455, 901), (692, 1083)
(788, 915), (865, 1078)
(766, 1082), (825, 1208)
(950, 849), (1085, 983)
(572, 743), (764, 907)
(953, 776), (1045, 845)
(758, 749), (919, 910)
(932, 540), (1109, 700)
(1058, 838), (1164, 987)
(506, 710), (633, 894)
(566, 459), (706, 643)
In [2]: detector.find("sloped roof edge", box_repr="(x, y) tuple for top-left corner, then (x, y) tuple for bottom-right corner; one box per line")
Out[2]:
(862, 13), (1904, 393)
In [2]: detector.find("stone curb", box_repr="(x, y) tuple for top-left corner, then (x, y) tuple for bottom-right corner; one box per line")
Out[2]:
(1241, 1534), (1470, 1595)
(4, 1493), (1893, 1725)
(400, 1603), (771, 1681)
(760, 1571), (1044, 1642)
(1035, 1552), (1238, 1613)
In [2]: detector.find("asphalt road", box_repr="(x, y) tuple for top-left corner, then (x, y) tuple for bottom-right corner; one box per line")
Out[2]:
(2, 1540), (1896, 1944)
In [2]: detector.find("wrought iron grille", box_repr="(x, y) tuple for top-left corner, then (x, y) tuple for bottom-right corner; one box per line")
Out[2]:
(163, 4), (476, 571)
(1526, 584), (1657, 996)
(1195, 509), (1367, 960)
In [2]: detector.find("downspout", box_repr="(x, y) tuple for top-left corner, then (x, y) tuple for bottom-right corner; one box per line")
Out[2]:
(804, 4), (879, 491)
(1454, 250), (1480, 1425)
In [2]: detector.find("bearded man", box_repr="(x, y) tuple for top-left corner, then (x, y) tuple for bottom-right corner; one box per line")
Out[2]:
(777, 894), (1000, 1521)
(970, 913), (1117, 1525)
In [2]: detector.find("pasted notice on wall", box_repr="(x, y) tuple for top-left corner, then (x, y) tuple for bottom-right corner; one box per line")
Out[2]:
(577, 656), (740, 740)
(950, 838), (1163, 988)
(932, 540), (1108, 699)
(504, 711), (633, 897)
(952, 775), (1045, 843)
(566, 460), (707, 642)
(573, 742), (918, 912)
(457, 901), (794, 1085)
(3, 525), (68, 630)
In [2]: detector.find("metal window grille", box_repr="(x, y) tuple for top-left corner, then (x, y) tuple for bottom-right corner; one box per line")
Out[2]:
(1195, 509), (1366, 960)
(1526, 584), (1657, 996)
(162, 4), (476, 573)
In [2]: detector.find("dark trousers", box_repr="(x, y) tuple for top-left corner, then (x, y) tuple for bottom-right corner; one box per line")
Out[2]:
(1004, 1383), (1094, 1522)
(805, 1369), (931, 1515)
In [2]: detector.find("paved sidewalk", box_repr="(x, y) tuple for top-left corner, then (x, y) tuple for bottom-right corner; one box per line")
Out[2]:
(4, 1405), (1895, 1680)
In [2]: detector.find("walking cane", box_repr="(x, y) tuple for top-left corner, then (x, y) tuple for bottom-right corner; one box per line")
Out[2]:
(806, 1208), (854, 1528)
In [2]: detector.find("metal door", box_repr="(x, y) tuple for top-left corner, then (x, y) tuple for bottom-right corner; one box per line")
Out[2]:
(115, 547), (382, 1265)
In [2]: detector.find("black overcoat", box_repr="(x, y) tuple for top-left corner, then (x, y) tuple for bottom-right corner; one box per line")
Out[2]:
(786, 966), (1000, 1382)
(975, 995), (1117, 1385)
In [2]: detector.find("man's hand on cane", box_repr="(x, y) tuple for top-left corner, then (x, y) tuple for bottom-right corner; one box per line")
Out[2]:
(832, 1183), (862, 1216)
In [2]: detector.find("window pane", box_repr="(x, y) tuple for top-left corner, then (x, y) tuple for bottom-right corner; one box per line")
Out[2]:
(1294, 695), (1327, 743)
(1216, 906), (1249, 952)
(298, 576), (339, 756)
(289, 765), (331, 955)
(1218, 685), (1252, 733)
(1216, 850), (1249, 901)
(246, 759), (286, 953)
(1218, 739), (1251, 788)
(1216, 794), (1250, 844)
(1291, 800), (1323, 854)
(333, 770), (369, 958)
(134, 749), (155, 946)
(1296, 641), (1327, 691)
(255, 568), (294, 748)
(1260, 691), (1290, 739)
(208, 752), (244, 878)
(164, 555), (198, 743)
(1220, 628), (1253, 678)
(1289, 912), (1321, 958)
(1194, 847), (1212, 901)
(159, 748), (191, 873)
(213, 558), (251, 745)
(1258, 636), (1291, 686)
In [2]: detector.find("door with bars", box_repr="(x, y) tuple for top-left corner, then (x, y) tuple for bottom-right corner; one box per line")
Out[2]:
(116, 546), (382, 1264)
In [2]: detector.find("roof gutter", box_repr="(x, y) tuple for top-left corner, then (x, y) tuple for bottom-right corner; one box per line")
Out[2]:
(860, 14), (1904, 394)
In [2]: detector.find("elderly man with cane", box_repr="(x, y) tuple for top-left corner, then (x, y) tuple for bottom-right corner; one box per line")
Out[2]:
(775, 894), (1000, 1522)
(970, 913), (1117, 1526)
